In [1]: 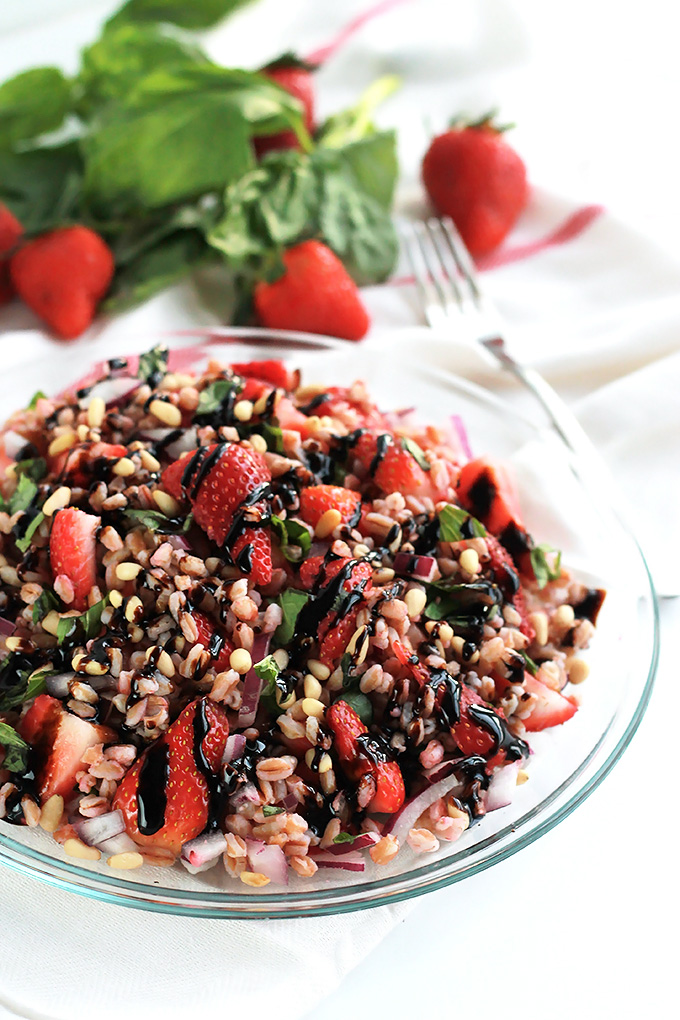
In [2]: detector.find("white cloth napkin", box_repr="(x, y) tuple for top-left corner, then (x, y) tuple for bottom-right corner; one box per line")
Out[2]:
(1, 2), (679, 1019)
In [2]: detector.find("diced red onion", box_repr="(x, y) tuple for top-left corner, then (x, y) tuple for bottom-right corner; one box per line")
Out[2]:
(384, 774), (465, 844)
(166, 534), (192, 552)
(141, 427), (199, 459)
(0, 616), (16, 637)
(229, 782), (260, 810)
(237, 633), (272, 727)
(74, 809), (125, 846)
(321, 832), (380, 856)
(246, 838), (288, 886)
(2, 430), (27, 459)
(393, 552), (437, 583)
(97, 832), (139, 855)
(281, 793), (299, 811)
(485, 762), (521, 812)
(450, 415), (473, 460)
(45, 672), (76, 698)
(423, 756), (464, 785)
(181, 831), (227, 867)
(222, 734), (247, 765)
(310, 850), (365, 872)
(76, 376), (139, 410)
(181, 857), (221, 875)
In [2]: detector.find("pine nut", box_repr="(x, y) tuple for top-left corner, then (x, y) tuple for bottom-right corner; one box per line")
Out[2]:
(113, 457), (136, 477)
(438, 623), (454, 645)
(275, 689), (296, 709)
(404, 588), (427, 618)
(4, 636), (23, 652)
(149, 399), (182, 427)
(71, 653), (86, 671)
(63, 838), (101, 861)
(84, 660), (109, 676)
(451, 636), (465, 657)
(140, 449), (161, 472)
(272, 649), (289, 670)
(39, 794), (64, 833)
(153, 490), (181, 517)
(230, 648), (252, 674)
(240, 871), (270, 887)
(317, 753), (332, 774)
(459, 548), (480, 575)
(554, 604), (575, 628)
(307, 658), (330, 681)
(301, 698), (325, 718)
(48, 431), (76, 457)
(252, 394), (270, 416)
(157, 650), (175, 677)
(516, 769), (529, 785)
(116, 562), (142, 581)
(109, 590), (123, 609)
(42, 486), (71, 517)
(77, 423), (89, 442)
(315, 508), (342, 539)
(125, 595), (143, 623)
(233, 399), (253, 422)
(303, 674), (322, 699)
(249, 434), (267, 454)
(529, 611), (549, 647)
(353, 543), (370, 557)
(346, 626), (367, 656)
(87, 396), (105, 428)
(107, 851), (144, 870)
(569, 658), (590, 685)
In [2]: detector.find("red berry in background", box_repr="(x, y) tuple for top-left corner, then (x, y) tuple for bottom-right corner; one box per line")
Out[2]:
(9, 225), (114, 339)
(254, 240), (370, 341)
(422, 114), (529, 257)
(0, 203), (23, 306)
(254, 55), (316, 156)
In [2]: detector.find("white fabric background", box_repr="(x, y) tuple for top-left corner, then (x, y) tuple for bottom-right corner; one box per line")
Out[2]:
(0, 2), (679, 1019)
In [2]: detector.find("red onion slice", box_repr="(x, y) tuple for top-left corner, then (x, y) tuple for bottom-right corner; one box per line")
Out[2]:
(141, 426), (199, 459)
(237, 633), (272, 727)
(281, 792), (299, 811)
(0, 616), (16, 637)
(74, 809), (125, 846)
(485, 761), (520, 812)
(2, 430), (27, 459)
(97, 832), (139, 855)
(222, 734), (247, 764)
(45, 673), (75, 698)
(246, 838), (288, 886)
(310, 850), (365, 872)
(450, 414), (473, 460)
(393, 552), (437, 583)
(229, 782), (260, 810)
(384, 774), (465, 844)
(181, 831), (227, 867)
(322, 832), (380, 856)
(181, 857), (222, 874)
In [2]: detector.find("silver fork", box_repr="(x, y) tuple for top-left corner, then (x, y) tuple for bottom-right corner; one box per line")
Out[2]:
(399, 215), (599, 461)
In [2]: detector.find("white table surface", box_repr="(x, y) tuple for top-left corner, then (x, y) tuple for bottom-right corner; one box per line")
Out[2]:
(1, 3), (678, 1019)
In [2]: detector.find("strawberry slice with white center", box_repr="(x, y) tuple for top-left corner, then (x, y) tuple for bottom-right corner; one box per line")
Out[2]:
(49, 506), (100, 610)
(522, 673), (578, 732)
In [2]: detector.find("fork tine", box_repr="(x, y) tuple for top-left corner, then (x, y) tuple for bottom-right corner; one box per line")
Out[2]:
(411, 220), (451, 315)
(439, 216), (483, 305)
(399, 220), (443, 326)
(424, 218), (466, 308)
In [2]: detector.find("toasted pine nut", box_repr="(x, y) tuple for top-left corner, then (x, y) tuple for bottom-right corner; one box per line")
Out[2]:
(554, 604), (575, 628)
(39, 794), (64, 833)
(87, 397), (106, 429)
(107, 851), (144, 870)
(272, 648), (289, 670)
(249, 434), (267, 454)
(317, 753), (332, 774)
(71, 652), (86, 671)
(303, 674), (322, 699)
(240, 871), (270, 887)
(153, 490), (181, 516)
(63, 838), (101, 861)
(109, 590), (123, 609)
(233, 399), (253, 422)
(116, 562), (142, 581)
(140, 449), (161, 472)
(568, 658), (590, 685)
(438, 623), (454, 645)
(230, 648), (252, 674)
(529, 611), (549, 647)
(315, 508), (342, 539)
(301, 698), (325, 719)
(459, 548), (480, 575)
(85, 660), (109, 676)
(149, 399), (182, 428)
(4, 636), (23, 652)
(42, 486), (71, 517)
(125, 595), (143, 622)
(113, 457), (136, 477)
(516, 769), (529, 785)
(157, 650), (175, 677)
(307, 658), (330, 681)
(404, 588), (427, 618)
(48, 431), (76, 457)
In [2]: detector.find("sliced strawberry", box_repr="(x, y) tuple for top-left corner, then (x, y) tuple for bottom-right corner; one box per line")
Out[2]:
(451, 685), (498, 758)
(318, 607), (360, 668)
(353, 431), (443, 499)
(298, 556), (373, 667)
(191, 610), (234, 673)
(456, 457), (529, 548)
(275, 395), (313, 436)
(52, 441), (128, 484)
(298, 555), (372, 592)
(20, 694), (114, 801)
(49, 507), (100, 610)
(161, 443), (272, 586)
(299, 485), (361, 529)
(522, 673), (577, 732)
(326, 700), (404, 814)
(231, 360), (297, 392)
(113, 698), (229, 854)
(483, 534), (535, 642)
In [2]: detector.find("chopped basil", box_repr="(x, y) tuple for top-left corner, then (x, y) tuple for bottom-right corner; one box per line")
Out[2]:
(270, 515), (311, 563)
(57, 595), (110, 645)
(16, 511), (45, 553)
(196, 378), (237, 415)
(273, 588), (309, 646)
(530, 543), (562, 590)
(9, 473), (38, 515)
(262, 805), (284, 817)
(255, 654), (291, 718)
(253, 654), (279, 685)
(14, 457), (47, 482)
(137, 345), (168, 385)
(333, 831), (357, 844)
(424, 579), (502, 627)
(123, 508), (193, 534)
(32, 588), (60, 624)
(0, 658), (53, 712)
(438, 504), (486, 543)
(400, 436), (431, 471)
(519, 650), (539, 676)
(260, 421), (284, 454)
(335, 691), (373, 725)
(27, 389), (47, 410)
(0, 722), (29, 773)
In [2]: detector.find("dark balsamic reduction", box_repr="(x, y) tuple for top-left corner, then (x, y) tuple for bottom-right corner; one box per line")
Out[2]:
(573, 588), (606, 624)
(355, 732), (394, 765)
(467, 704), (529, 762)
(136, 742), (169, 835)
(369, 433), (392, 476)
(499, 520), (532, 565)
(298, 393), (330, 415)
(192, 699), (227, 830)
(465, 470), (496, 519)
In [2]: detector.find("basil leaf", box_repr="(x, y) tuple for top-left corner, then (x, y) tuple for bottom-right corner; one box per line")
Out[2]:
(270, 515), (311, 563)
(32, 588), (60, 624)
(333, 832), (356, 844)
(0, 68), (72, 151)
(104, 231), (213, 312)
(253, 654), (279, 685)
(273, 589), (309, 646)
(14, 458), (47, 482)
(109, 0), (255, 30)
(335, 691), (373, 725)
(262, 805), (284, 817)
(16, 512), (45, 554)
(260, 421), (284, 454)
(196, 378), (237, 415)
(0, 142), (83, 234)
(9, 474), (38, 516)
(56, 595), (110, 645)
(519, 650), (539, 677)
(137, 345), (168, 384)
(0, 723), (29, 773)
(438, 504), (486, 543)
(27, 390), (47, 410)
(124, 509), (192, 534)
(317, 76), (400, 150)
(530, 543), (562, 590)
(400, 437), (430, 472)
(56, 617), (77, 645)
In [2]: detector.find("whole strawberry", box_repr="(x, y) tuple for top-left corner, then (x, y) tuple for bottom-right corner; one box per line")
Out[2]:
(254, 240), (370, 341)
(254, 54), (315, 156)
(0, 203), (23, 306)
(10, 225), (114, 339)
(422, 113), (529, 257)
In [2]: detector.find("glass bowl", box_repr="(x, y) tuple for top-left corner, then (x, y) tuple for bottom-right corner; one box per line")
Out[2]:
(0, 327), (659, 917)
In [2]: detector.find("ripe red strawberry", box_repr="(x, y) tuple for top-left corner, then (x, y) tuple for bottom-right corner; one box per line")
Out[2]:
(51, 441), (128, 484)
(422, 115), (529, 257)
(161, 443), (272, 586)
(483, 534), (535, 643)
(451, 685), (503, 761)
(49, 507), (100, 611)
(19, 694), (115, 801)
(253, 240), (370, 342)
(353, 431), (442, 499)
(191, 610), (234, 673)
(254, 57), (315, 156)
(114, 698), (229, 854)
(298, 555), (372, 592)
(0, 203), (23, 305)
(521, 673), (577, 732)
(230, 359), (298, 392)
(456, 457), (524, 536)
(299, 485), (361, 528)
(326, 700), (404, 814)
(298, 556), (373, 667)
(10, 225), (114, 339)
